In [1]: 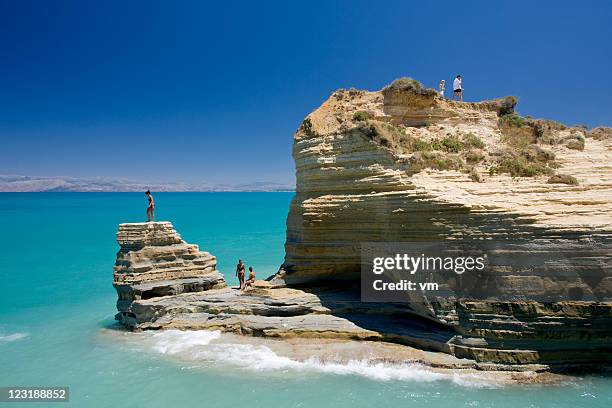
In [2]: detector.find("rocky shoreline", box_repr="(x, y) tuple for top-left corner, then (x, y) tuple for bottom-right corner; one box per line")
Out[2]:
(113, 222), (610, 375)
(113, 80), (612, 375)
(101, 327), (569, 386)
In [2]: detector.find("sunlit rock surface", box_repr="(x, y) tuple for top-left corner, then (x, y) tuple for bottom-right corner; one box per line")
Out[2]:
(113, 222), (226, 326)
(270, 80), (612, 369)
(112, 80), (612, 371)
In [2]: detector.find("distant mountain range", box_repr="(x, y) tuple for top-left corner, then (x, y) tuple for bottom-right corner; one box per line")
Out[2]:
(0, 175), (295, 192)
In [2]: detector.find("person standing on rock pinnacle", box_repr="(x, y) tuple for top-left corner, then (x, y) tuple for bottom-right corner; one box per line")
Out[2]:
(453, 75), (463, 101)
(236, 259), (246, 289)
(145, 190), (155, 222)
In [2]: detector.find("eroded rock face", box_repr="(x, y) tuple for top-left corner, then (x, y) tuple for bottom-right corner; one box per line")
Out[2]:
(271, 82), (612, 368)
(275, 86), (612, 284)
(113, 222), (226, 325)
(110, 221), (610, 369)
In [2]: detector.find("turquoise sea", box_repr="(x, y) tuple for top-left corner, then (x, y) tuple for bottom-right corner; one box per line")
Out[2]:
(1, 192), (611, 408)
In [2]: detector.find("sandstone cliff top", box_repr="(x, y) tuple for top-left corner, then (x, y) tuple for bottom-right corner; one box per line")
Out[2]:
(293, 78), (612, 231)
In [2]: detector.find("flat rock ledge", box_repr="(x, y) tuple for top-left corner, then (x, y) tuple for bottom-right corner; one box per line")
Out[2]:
(119, 281), (555, 373)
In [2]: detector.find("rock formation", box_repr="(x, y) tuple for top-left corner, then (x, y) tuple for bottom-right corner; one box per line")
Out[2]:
(113, 222), (225, 327)
(269, 78), (612, 368)
(112, 79), (612, 371)
(275, 80), (612, 284)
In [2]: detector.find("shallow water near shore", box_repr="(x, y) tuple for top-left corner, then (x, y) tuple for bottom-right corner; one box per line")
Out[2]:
(1, 193), (611, 407)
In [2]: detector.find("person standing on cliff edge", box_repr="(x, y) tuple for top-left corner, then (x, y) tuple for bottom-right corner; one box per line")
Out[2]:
(439, 79), (445, 98)
(453, 75), (463, 101)
(236, 259), (246, 289)
(145, 190), (155, 222)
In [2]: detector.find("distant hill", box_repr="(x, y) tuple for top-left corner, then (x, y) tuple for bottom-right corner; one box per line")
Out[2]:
(0, 175), (294, 192)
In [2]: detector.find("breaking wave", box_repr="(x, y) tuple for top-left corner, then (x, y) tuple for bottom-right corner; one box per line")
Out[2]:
(137, 330), (501, 388)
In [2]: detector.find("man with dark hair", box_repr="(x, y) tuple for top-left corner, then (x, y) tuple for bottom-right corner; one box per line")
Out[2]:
(145, 190), (155, 222)
(453, 75), (463, 101)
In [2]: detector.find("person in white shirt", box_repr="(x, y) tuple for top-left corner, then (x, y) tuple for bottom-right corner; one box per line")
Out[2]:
(439, 80), (445, 98)
(453, 75), (463, 101)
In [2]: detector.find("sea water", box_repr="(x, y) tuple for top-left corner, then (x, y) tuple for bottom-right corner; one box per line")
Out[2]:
(0, 193), (610, 408)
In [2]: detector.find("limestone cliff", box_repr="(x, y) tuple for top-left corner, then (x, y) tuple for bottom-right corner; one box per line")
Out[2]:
(113, 222), (226, 327)
(270, 78), (612, 367)
(275, 79), (612, 285)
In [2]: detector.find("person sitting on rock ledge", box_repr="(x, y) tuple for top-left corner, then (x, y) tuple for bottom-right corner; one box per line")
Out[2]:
(236, 259), (246, 289)
(145, 190), (155, 222)
(242, 267), (255, 291)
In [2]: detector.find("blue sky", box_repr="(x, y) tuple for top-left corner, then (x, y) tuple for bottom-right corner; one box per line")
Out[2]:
(1, 0), (610, 185)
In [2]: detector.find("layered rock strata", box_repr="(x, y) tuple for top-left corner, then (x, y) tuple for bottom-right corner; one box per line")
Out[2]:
(117, 278), (548, 370)
(112, 80), (612, 371)
(113, 222), (226, 326)
(111, 223), (610, 369)
(111, 224), (546, 369)
(275, 85), (612, 284)
(270, 81), (612, 368)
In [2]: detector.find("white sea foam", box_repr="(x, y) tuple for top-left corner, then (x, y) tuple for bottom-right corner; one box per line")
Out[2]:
(151, 330), (221, 354)
(0, 332), (29, 343)
(140, 330), (501, 388)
